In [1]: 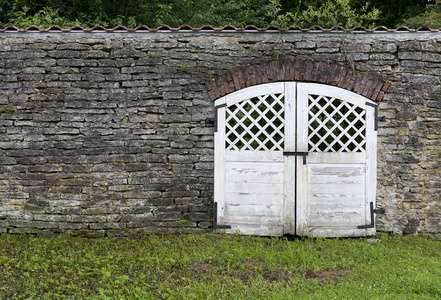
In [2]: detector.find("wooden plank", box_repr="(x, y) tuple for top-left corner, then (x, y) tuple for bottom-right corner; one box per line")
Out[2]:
(309, 217), (365, 227)
(296, 83), (309, 152)
(296, 156), (309, 236)
(309, 164), (365, 176)
(283, 82), (296, 235)
(309, 213), (365, 227)
(225, 181), (283, 194)
(295, 83), (310, 236)
(305, 83), (369, 110)
(224, 82), (285, 107)
(309, 203), (364, 212)
(221, 224), (284, 236)
(365, 102), (377, 235)
(226, 161), (284, 172)
(284, 156), (296, 235)
(226, 168), (283, 184)
(214, 101), (227, 225)
(226, 204), (283, 217)
(308, 174), (365, 185)
(308, 227), (370, 238)
(225, 214), (283, 225)
(308, 152), (366, 164)
(284, 82), (296, 151)
(308, 193), (365, 206)
(225, 150), (284, 162)
(309, 183), (365, 195)
(225, 192), (283, 206)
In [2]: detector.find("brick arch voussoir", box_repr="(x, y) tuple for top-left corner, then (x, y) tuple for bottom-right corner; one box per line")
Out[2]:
(206, 60), (390, 103)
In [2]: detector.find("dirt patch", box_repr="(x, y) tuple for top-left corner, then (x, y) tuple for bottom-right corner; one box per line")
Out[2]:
(242, 261), (262, 268)
(304, 269), (349, 283)
(191, 263), (213, 271)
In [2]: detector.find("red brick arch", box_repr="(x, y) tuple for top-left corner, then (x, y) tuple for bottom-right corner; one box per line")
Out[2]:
(206, 60), (390, 102)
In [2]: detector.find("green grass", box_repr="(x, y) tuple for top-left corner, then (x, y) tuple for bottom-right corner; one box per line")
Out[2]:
(0, 233), (440, 299)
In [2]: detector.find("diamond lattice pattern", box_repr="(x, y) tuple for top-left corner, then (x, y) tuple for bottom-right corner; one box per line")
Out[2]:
(308, 95), (366, 152)
(226, 94), (285, 151)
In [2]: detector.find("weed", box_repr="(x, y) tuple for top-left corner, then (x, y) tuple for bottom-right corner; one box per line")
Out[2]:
(0, 107), (14, 115)
(177, 65), (188, 74)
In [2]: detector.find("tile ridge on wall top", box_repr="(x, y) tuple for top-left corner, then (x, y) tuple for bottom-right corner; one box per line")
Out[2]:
(0, 24), (439, 33)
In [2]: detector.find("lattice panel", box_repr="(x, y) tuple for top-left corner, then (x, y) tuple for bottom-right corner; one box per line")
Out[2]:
(226, 94), (285, 151)
(308, 95), (366, 152)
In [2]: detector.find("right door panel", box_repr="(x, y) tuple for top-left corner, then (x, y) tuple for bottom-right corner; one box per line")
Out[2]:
(296, 83), (377, 237)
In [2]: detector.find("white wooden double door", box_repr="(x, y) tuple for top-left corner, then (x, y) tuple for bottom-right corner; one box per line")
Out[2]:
(214, 82), (378, 237)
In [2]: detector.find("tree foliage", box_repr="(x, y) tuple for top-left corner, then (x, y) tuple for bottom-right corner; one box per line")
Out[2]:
(0, 0), (270, 28)
(402, 0), (441, 28)
(0, 0), (438, 29)
(270, 0), (380, 29)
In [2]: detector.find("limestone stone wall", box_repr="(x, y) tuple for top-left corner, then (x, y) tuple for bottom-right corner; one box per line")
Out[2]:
(0, 30), (440, 237)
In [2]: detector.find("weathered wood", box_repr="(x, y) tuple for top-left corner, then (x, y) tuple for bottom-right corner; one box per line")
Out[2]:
(225, 193), (283, 205)
(226, 151), (284, 163)
(300, 83), (376, 237)
(226, 204), (283, 217)
(215, 82), (377, 238)
(226, 169), (284, 183)
(284, 82), (297, 235)
(225, 214), (283, 225)
(221, 224), (283, 236)
(308, 227), (368, 238)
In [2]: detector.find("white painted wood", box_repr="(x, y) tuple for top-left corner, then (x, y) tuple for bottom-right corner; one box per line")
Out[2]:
(295, 83), (310, 236)
(225, 193), (283, 205)
(365, 101), (377, 236)
(284, 82), (297, 151)
(225, 214), (283, 225)
(215, 82), (288, 235)
(306, 83), (371, 109)
(226, 168), (284, 183)
(225, 94), (285, 151)
(214, 81), (377, 238)
(309, 183), (365, 195)
(224, 224), (283, 236)
(225, 181), (284, 194)
(308, 153), (366, 164)
(226, 204), (283, 217)
(298, 82), (375, 237)
(225, 151), (284, 162)
(284, 82), (296, 235)
(224, 82), (285, 107)
(308, 227), (368, 238)
(214, 99), (227, 227)
(296, 83), (310, 152)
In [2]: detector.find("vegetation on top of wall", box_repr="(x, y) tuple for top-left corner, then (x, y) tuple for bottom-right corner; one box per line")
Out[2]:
(402, 0), (441, 28)
(269, 0), (380, 29)
(0, 0), (436, 29)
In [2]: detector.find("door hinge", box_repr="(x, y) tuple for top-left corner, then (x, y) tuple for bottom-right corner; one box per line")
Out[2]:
(283, 151), (308, 165)
(206, 103), (227, 132)
(357, 202), (385, 229)
(366, 102), (386, 131)
(210, 202), (231, 231)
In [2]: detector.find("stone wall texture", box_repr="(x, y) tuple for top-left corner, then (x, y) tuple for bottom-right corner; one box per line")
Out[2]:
(0, 30), (440, 238)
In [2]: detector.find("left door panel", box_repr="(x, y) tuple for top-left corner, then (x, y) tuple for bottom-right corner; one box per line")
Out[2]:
(214, 82), (291, 236)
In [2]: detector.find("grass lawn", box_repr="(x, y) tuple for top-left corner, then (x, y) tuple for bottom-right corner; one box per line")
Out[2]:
(0, 232), (440, 299)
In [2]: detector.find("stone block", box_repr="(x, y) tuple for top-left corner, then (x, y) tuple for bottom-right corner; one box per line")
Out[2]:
(67, 230), (106, 238)
(106, 228), (138, 236)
